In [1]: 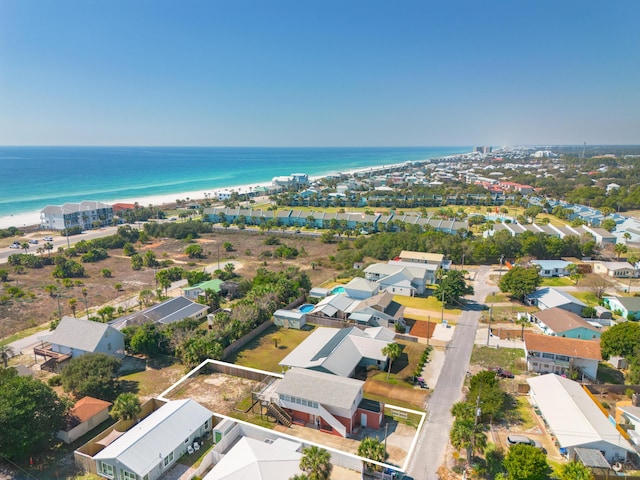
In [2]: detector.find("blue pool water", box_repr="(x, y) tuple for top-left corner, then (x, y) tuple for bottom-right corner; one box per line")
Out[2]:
(299, 304), (315, 313)
(331, 286), (345, 295)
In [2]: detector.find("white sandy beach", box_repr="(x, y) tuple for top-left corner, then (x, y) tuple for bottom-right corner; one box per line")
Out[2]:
(0, 158), (442, 230)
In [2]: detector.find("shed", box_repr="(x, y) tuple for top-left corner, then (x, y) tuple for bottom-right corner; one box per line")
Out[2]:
(273, 310), (306, 330)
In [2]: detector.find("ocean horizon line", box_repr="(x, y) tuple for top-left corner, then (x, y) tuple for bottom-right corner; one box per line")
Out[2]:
(0, 145), (472, 229)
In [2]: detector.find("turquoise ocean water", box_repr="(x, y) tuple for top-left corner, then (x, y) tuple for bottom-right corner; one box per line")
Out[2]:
(0, 146), (469, 221)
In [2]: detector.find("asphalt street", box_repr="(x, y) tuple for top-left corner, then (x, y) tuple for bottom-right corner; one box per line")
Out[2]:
(407, 265), (493, 480)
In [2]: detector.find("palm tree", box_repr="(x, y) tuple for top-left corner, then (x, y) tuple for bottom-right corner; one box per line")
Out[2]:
(1, 345), (15, 368)
(614, 243), (628, 261)
(110, 393), (142, 421)
(21, 242), (29, 254)
(68, 298), (78, 317)
(514, 316), (530, 340)
(381, 342), (402, 380)
(299, 446), (332, 480)
(81, 288), (89, 317)
(357, 436), (385, 473)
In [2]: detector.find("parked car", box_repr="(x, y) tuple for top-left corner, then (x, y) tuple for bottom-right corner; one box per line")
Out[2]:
(28, 239), (39, 244)
(9, 243), (21, 249)
(43, 236), (53, 241)
(491, 367), (515, 378)
(506, 435), (543, 450)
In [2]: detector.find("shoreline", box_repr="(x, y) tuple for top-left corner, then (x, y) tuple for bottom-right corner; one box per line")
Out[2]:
(0, 157), (455, 230)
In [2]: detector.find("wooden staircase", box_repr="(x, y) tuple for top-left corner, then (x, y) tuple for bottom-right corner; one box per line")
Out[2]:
(267, 402), (292, 427)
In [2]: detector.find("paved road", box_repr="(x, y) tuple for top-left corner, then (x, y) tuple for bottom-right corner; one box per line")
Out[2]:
(407, 265), (493, 480)
(0, 226), (120, 264)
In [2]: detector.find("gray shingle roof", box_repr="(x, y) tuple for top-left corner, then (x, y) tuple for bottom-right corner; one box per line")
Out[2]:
(40, 317), (121, 353)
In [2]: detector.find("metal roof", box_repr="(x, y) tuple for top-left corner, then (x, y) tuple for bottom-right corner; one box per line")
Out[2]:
(203, 436), (302, 480)
(527, 375), (634, 453)
(94, 399), (212, 476)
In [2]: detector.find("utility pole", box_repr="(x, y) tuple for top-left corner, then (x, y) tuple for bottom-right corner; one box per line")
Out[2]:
(468, 392), (482, 470)
(427, 315), (431, 346)
(441, 286), (445, 324)
(486, 292), (495, 346)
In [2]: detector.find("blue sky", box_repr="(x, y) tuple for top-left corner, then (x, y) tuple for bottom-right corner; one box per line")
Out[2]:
(1, 0), (638, 146)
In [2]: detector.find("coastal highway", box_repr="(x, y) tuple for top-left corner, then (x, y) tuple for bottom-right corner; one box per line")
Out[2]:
(0, 226), (120, 264)
(0, 223), (323, 264)
(406, 266), (492, 480)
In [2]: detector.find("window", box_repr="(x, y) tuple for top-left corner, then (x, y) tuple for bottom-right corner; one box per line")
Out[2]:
(163, 451), (174, 467)
(542, 353), (554, 359)
(99, 462), (114, 478)
(184, 437), (189, 444)
(204, 419), (209, 429)
(122, 470), (137, 480)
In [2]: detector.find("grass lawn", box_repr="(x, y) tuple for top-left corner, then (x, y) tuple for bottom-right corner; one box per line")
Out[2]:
(597, 362), (625, 384)
(470, 346), (525, 374)
(486, 293), (509, 303)
(540, 277), (574, 287)
(571, 291), (600, 306)
(227, 324), (315, 373)
(0, 321), (50, 346)
(119, 355), (184, 398)
(370, 340), (427, 388)
(363, 392), (422, 411)
(394, 295), (462, 315)
(502, 395), (536, 429)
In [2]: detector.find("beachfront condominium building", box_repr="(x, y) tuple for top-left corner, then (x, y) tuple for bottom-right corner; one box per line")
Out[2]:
(40, 201), (113, 231)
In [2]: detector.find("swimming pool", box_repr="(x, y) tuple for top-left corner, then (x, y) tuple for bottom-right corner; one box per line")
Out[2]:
(299, 304), (315, 313)
(331, 286), (345, 295)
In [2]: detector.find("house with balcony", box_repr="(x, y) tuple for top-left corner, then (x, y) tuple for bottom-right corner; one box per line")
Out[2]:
(523, 331), (601, 380)
(40, 201), (113, 231)
(35, 317), (125, 371)
(269, 368), (383, 438)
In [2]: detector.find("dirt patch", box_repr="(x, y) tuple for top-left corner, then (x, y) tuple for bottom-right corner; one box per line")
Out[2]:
(364, 379), (428, 409)
(409, 319), (435, 338)
(167, 372), (259, 416)
(1, 229), (340, 339)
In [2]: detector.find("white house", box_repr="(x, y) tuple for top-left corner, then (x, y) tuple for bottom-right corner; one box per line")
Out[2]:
(93, 399), (212, 480)
(279, 326), (393, 378)
(203, 436), (304, 480)
(530, 260), (573, 278)
(39, 317), (125, 359)
(523, 332), (601, 380)
(40, 201), (113, 231)
(525, 287), (586, 316)
(343, 277), (380, 299)
(527, 374), (634, 463)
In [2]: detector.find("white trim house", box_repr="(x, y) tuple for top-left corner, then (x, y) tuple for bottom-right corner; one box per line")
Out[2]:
(93, 399), (212, 480)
